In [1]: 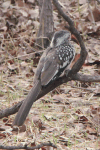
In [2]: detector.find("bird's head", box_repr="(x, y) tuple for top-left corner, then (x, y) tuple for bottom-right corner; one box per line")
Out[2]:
(50, 30), (71, 47)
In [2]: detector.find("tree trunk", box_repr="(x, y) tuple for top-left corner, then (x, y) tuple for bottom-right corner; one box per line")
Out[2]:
(36, 0), (54, 48)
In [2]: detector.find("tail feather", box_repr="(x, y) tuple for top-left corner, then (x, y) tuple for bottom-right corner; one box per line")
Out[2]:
(13, 80), (41, 126)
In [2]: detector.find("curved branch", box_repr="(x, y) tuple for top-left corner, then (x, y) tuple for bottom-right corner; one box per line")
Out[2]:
(0, 75), (70, 118)
(53, 0), (88, 75)
(0, 73), (100, 119)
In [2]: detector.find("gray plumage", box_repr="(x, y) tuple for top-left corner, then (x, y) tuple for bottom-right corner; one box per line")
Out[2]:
(13, 30), (75, 126)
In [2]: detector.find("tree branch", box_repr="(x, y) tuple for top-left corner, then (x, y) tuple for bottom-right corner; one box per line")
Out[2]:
(0, 73), (100, 119)
(73, 73), (100, 82)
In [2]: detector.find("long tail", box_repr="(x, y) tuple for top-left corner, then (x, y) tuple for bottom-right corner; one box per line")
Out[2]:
(13, 80), (41, 126)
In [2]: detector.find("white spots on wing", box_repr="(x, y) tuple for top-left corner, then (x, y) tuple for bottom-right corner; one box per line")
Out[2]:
(62, 53), (64, 57)
(64, 57), (66, 61)
(59, 54), (63, 60)
(60, 61), (68, 68)
(55, 43), (75, 69)
(69, 52), (73, 58)
(65, 57), (68, 60)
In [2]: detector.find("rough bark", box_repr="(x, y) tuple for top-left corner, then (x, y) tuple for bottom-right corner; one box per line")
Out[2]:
(36, 0), (54, 48)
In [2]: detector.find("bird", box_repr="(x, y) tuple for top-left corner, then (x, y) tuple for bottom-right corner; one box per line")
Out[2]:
(13, 30), (75, 126)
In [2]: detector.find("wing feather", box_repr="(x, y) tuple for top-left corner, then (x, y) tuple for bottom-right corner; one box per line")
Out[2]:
(41, 58), (58, 86)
